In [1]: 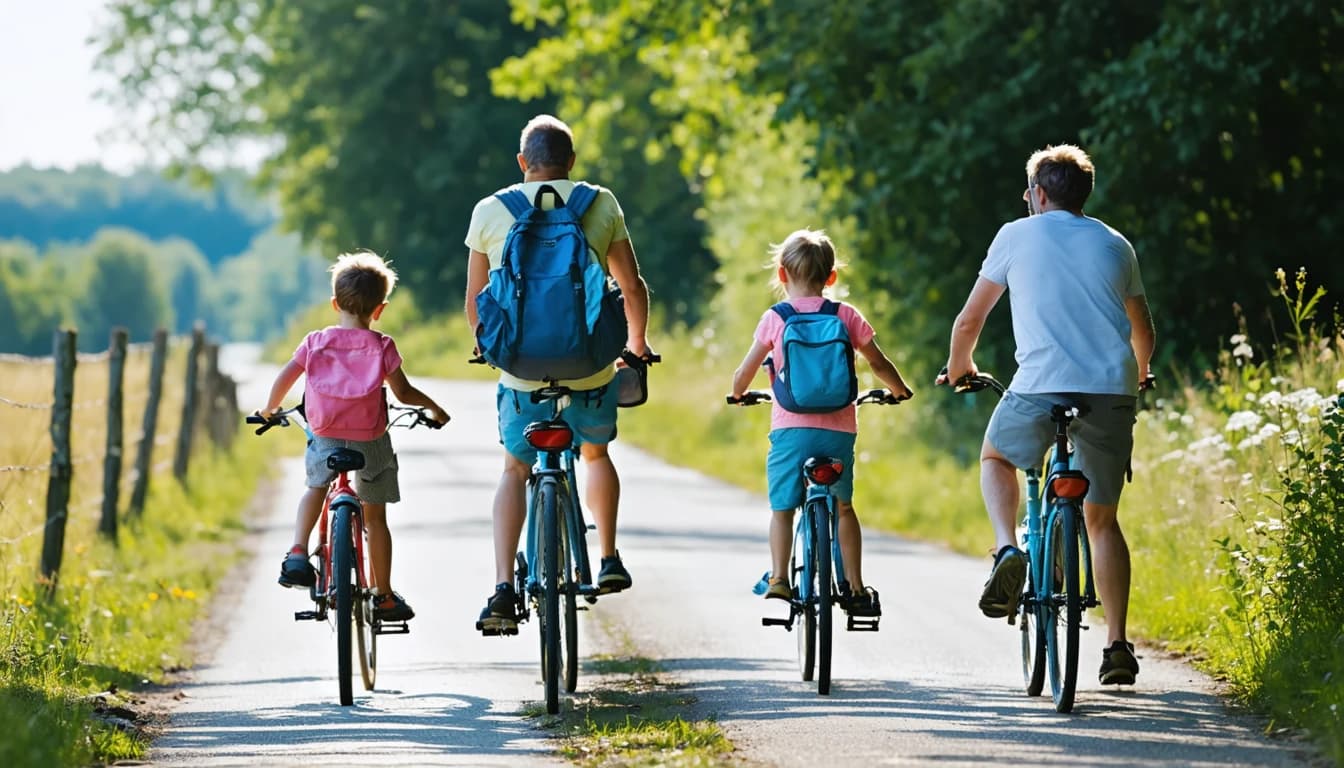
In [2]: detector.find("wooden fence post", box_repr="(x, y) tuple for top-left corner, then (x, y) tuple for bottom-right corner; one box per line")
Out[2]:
(173, 326), (204, 481)
(40, 329), (77, 592)
(99, 328), (128, 539)
(129, 329), (167, 517)
(202, 342), (222, 447)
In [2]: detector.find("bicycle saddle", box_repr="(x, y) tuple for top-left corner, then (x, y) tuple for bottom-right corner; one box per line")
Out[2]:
(326, 448), (366, 473)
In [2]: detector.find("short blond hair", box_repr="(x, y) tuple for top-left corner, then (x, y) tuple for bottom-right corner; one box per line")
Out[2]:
(770, 229), (841, 297)
(1026, 144), (1095, 211)
(330, 250), (397, 318)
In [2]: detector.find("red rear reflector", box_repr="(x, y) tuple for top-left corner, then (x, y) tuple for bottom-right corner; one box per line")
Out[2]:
(525, 426), (573, 450)
(1051, 476), (1089, 498)
(807, 462), (844, 486)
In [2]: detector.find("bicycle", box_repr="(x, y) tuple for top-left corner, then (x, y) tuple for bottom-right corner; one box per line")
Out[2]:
(474, 351), (660, 715)
(949, 372), (1152, 713)
(727, 388), (907, 695)
(246, 401), (444, 706)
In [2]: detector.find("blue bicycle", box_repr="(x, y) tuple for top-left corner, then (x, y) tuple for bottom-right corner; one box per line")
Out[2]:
(728, 388), (906, 695)
(952, 373), (1151, 712)
(475, 352), (659, 714)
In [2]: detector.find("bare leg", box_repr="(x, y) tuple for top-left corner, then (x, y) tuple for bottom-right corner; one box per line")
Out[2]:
(579, 443), (620, 558)
(1083, 501), (1130, 644)
(494, 455), (531, 585)
(980, 440), (1022, 552)
(836, 500), (864, 591)
(291, 487), (326, 552)
(770, 510), (794, 582)
(364, 502), (391, 593)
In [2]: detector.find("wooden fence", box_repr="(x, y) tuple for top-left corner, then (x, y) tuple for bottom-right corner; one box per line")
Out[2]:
(0, 326), (238, 594)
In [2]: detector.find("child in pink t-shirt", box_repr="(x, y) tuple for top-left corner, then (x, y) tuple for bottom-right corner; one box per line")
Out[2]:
(730, 229), (913, 617)
(258, 251), (449, 622)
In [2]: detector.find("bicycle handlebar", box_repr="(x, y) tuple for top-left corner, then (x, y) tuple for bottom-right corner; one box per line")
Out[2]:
(727, 389), (908, 407)
(246, 403), (446, 435)
(726, 390), (772, 406)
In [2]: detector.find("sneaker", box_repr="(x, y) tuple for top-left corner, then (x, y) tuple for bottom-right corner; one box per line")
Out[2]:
(372, 591), (415, 622)
(476, 583), (518, 634)
(847, 586), (882, 617)
(278, 548), (315, 588)
(979, 545), (1028, 618)
(597, 551), (632, 594)
(764, 577), (793, 601)
(1099, 640), (1140, 685)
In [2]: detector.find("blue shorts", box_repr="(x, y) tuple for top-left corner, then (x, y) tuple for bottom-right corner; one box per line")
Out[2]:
(765, 428), (857, 511)
(497, 383), (619, 465)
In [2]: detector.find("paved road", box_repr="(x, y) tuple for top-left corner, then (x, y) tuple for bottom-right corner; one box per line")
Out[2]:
(151, 351), (1313, 766)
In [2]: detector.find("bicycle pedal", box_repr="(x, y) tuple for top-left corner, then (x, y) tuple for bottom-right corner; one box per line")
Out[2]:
(847, 617), (880, 632)
(762, 617), (793, 630)
(374, 622), (410, 636)
(294, 610), (322, 621)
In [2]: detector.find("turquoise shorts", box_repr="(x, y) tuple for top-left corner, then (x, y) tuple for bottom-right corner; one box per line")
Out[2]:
(765, 427), (857, 511)
(497, 383), (618, 465)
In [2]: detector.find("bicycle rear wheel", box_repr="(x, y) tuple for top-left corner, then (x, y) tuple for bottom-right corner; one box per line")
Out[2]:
(1045, 504), (1082, 712)
(331, 503), (357, 706)
(813, 499), (833, 696)
(538, 481), (562, 714)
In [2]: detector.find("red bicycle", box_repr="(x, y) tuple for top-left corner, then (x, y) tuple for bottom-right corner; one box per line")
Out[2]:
(247, 402), (443, 705)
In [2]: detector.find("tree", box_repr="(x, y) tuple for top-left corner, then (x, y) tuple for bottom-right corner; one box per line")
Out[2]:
(74, 230), (170, 349)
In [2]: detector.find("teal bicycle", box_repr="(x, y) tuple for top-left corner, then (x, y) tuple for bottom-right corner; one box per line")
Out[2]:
(729, 388), (906, 695)
(951, 372), (1152, 713)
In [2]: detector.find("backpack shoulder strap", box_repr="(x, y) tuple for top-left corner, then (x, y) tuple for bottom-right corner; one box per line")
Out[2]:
(770, 301), (797, 321)
(494, 188), (531, 219)
(817, 299), (841, 316)
(564, 182), (600, 219)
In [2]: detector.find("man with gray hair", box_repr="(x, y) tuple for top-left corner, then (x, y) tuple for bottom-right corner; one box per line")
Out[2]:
(464, 114), (654, 635)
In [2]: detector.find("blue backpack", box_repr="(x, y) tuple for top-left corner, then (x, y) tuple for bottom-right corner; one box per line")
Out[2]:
(475, 183), (627, 381)
(765, 300), (857, 413)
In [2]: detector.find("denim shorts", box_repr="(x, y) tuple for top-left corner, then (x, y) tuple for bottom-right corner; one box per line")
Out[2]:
(985, 391), (1136, 505)
(497, 383), (619, 465)
(304, 432), (400, 503)
(765, 427), (857, 511)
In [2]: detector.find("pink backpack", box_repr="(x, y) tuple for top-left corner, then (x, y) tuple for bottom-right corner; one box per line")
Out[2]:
(302, 330), (391, 441)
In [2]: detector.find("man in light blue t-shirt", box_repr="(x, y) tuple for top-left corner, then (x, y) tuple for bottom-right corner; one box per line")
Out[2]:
(938, 144), (1156, 686)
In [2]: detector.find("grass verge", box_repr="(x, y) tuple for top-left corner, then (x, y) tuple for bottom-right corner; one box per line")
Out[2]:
(0, 435), (273, 767)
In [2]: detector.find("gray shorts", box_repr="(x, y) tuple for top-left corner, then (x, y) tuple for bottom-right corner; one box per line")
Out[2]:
(984, 391), (1136, 506)
(304, 433), (400, 504)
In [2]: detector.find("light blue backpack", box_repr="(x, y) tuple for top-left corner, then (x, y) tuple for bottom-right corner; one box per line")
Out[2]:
(474, 183), (627, 381)
(765, 300), (857, 413)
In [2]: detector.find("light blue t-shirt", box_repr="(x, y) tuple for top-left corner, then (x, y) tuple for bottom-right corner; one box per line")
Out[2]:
(980, 210), (1144, 396)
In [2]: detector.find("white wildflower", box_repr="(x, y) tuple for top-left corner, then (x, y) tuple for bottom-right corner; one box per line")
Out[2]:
(1282, 429), (1302, 446)
(1245, 393), (1258, 402)
(1230, 334), (1248, 345)
(1166, 410), (1182, 421)
(1260, 391), (1284, 408)
(1181, 414), (1195, 426)
(1159, 449), (1186, 463)
(1232, 341), (1254, 361)
(1336, 378), (1344, 393)
(1240, 473), (1254, 486)
(1225, 411), (1261, 432)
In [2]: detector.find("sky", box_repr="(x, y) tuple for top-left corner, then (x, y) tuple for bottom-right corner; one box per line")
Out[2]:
(0, 0), (148, 171)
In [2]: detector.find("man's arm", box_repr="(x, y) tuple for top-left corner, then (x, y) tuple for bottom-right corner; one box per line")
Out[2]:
(464, 249), (490, 335)
(605, 238), (650, 357)
(942, 277), (1006, 382)
(1126, 294), (1156, 380)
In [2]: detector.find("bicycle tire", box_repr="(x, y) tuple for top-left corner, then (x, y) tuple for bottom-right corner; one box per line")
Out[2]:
(793, 546), (816, 681)
(332, 503), (356, 706)
(558, 488), (579, 693)
(814, 499), (833, 696)
(539, 481), (562, 714)
(1020, 566), (1045, 696)
(356, 585), (376, 691)
(1045, 503), (1082, 712)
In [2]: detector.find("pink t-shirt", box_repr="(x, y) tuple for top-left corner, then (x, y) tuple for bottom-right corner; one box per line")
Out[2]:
(752, 296), (875, 433)
(293, 327), (403, 441)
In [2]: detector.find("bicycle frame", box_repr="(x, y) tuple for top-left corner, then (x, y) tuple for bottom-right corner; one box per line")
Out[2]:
(1020, 449), (1098, 621)
(521, 430), (597, 607)
(310, 470), (369, 613)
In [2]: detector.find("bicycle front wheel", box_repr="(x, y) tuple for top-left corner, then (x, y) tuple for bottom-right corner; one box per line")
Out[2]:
(813, 499), (833, 696)
(538, 481), (562, 714)
(1045, 503), (1082, 712)
(331, 503), (357, 706)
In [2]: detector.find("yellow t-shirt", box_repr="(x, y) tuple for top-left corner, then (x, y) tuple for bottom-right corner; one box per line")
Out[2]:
(465, 180), (630, 392)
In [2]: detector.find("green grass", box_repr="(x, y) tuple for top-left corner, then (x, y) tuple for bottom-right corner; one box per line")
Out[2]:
(0, 436), (273, 767)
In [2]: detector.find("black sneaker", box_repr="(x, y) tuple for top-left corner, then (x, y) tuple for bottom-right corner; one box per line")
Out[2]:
(597, 551), (632, 594)
(847, 586), (882, 617)
(1100, 640), (1140, 685)
(476, 583), (518, 634)
(278, 549), (315, 589)
(979, 545), (1027, 618)
(373, 591), (415, 622)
